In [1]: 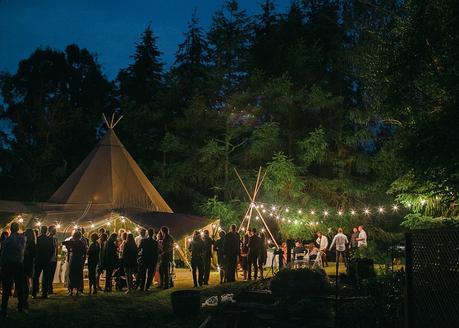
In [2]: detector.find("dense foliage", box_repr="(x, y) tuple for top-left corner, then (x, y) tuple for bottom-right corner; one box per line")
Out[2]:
(1, 0), (458, 239)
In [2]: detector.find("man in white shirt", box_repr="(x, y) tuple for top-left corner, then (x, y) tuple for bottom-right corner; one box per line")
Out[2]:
(356, 225), (367, 247)
(316, 232), (328, 267)
(135, 229), (147, 247)
(329, 228), (349, 269)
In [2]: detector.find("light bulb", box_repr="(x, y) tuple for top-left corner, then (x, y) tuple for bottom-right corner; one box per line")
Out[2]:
(310, 210), (315, 215)
(351, 210), (356, 215)
(392, 205), (399, 211)
(338, 210), (343, 216)
(378, 207), (384, 213)
(323, 210), (329, 216)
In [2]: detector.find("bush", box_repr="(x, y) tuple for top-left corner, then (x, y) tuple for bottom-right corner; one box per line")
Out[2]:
(270, 268), (330, 300)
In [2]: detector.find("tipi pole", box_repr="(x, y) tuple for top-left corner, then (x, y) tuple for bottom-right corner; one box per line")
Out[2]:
(252, 206), (279, 248)
(102, 114), (110, 128)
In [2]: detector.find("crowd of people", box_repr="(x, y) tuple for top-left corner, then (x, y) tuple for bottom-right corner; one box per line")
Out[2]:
(0, 220), (368, 318)
(187, 224), (268, 287)
(0, 222), (174, 318)
(292, 225), (368, 269)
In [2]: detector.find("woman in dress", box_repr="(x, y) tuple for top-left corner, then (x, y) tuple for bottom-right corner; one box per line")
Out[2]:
(62, 230), (86, 296)
(121, 233), (137, 293)
(258, 232), (268, 279)
(23, 228), (36, 301)
(214, 230), (226, 284)
(102, 233), (118, 292)
(87, 233), (100, 294)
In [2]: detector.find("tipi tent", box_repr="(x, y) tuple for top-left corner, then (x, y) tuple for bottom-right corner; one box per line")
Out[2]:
(35, 115), (213, 239)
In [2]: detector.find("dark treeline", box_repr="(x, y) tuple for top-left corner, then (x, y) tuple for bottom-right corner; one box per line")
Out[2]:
(0, 0), (458, 235)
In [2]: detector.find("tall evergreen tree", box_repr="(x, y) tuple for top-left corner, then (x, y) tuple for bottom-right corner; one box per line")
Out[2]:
(207, 0), (251, 98)
(171, 11), (211, 106)
(117, 25), (163, 105)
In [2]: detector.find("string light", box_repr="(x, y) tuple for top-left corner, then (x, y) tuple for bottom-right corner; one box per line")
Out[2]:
(351, 209), (356, 215)
(338, 210), (343, 216)
(188, 238), (192, 242)
(323, 210), (329, 217)
(241, 227), (246, 231)
(378, 207), (384, 214)
(420, 199), (427, 206)
(364, 208), (370, 215)
(106, 222), (111, 226)
(285, 208), (289, 213)
(56, 224), (61, 229)
(74, 225), (78, 229)
(255, 216), (259, 221)
(271, 206), (276, 211)
(392, 204), (399, 211)
(310, 210), (315, 215)
(298, 209), (302, 214)
(91, 224), (95, 228)
(261, 228), (265, 232)
(36, 222), (41, 227)
(18, 218), (24, 223)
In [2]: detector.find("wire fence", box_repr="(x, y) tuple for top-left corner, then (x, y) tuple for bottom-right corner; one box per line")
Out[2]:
(405, 229), (459, 328)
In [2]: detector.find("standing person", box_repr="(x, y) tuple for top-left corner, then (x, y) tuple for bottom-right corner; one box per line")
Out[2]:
(247, 228), (260, 280)
(0, 222), (27, 318)
(223, 224), (240, 282)
(258, 232), (268, 279)
(240, 232), (249, 280)
(47, 225), (58, 295)
(23, 229), (36, 303)
(121, 234), (137, 294)
(188, 231), (204, 288)
(32, 225), (54, 299)
(214, 230), (226, 284)
(137, 228), (158, 291)
(316, 231), (329, 267)
(202, 230), (214, 285)
(103, 233), (118, 292)
(356, 226), (368, 248)
(350, 227), (359, 248)
(329, 228), (349, 270)
(135, 229), (147, 247)
(62, 231), (86, 296)
(87, 233), (100, 294)
(159, 226), (173, 289)
(97, 233), (108, 291)
(78, 228), (88, 294)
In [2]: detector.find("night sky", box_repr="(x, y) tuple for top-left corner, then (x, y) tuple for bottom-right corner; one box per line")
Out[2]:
(0, 0), (291, 79)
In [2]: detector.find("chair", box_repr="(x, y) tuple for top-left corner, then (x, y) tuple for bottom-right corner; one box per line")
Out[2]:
(293, 251), (307, 268)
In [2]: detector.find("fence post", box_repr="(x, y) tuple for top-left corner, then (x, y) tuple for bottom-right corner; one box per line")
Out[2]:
(404, 232), (413, 328)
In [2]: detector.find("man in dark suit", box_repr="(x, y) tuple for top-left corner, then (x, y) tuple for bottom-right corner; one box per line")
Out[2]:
(202, 230), (214, 285)
(247, 227), (261, 280)
(224, 224), (240, 282)
(137, 228), (159, 291)
(32, 225), (54, 298)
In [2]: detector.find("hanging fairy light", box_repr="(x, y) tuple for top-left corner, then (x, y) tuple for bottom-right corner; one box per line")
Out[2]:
(261, 228), (265, 232)
(351, 209), (356, 215)
(188, 237), (192, 242)
(338, 210), (343, 216)
(271, 206), (276, 211)
(36, 221), (41, 227)
(91, 223), (95, 228)
(56, 224), (61, 229)
(323, 210), (329, 217)
(364, 208), (370, 215)
(255, 216), (259, 221)
(298, 209), (302, 214)
(378, 207), (384, 214)
(241, 227), (246, 231)
(74, 225), (78, 229)
(310, 210), (315, 215)
(285, 208), (289, 213)
(392, 204), (399, 211)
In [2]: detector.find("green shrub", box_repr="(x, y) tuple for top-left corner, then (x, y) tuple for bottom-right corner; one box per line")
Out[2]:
(270, 268), (330, 300)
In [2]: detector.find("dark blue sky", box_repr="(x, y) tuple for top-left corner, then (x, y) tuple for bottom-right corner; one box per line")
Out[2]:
(0, 0), (291, 79)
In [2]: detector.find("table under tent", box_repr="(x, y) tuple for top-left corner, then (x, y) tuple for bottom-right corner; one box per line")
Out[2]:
(0, 115), (216, 273)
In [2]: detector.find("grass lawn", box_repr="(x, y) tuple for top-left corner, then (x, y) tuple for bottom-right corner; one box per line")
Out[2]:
(1, 262), (352, 328)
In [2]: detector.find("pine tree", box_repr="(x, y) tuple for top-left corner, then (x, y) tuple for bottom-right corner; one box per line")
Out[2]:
(171, 11), (211, 106)
(117, 25), (163, 105)
(207, 0), (251, 98)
